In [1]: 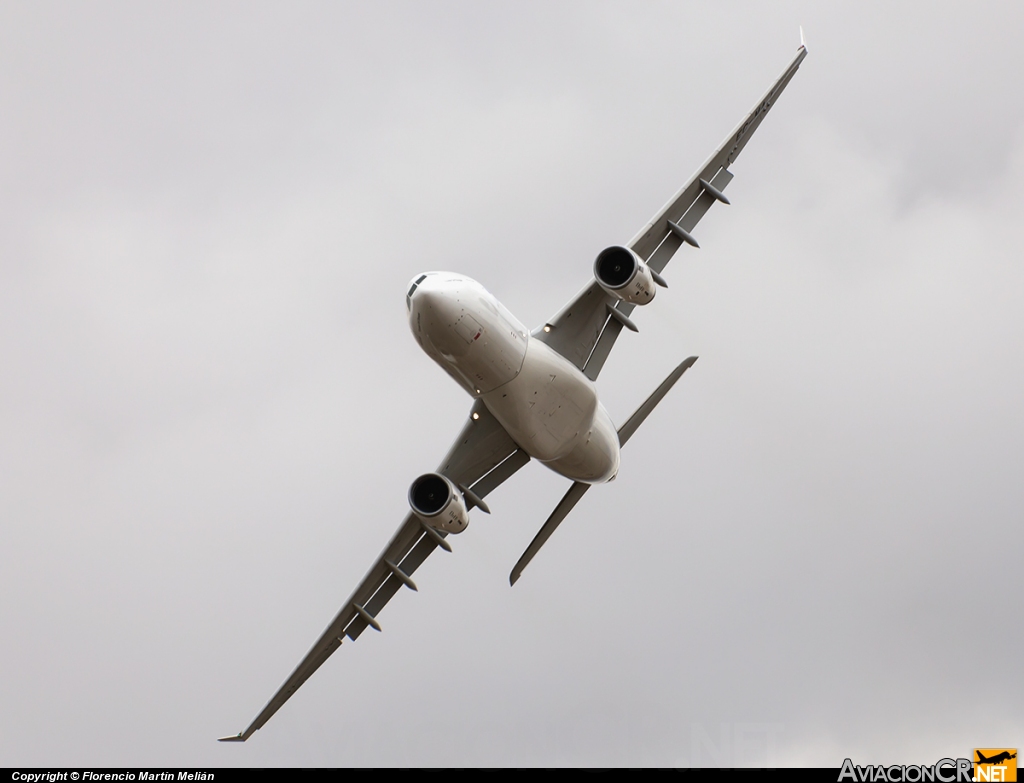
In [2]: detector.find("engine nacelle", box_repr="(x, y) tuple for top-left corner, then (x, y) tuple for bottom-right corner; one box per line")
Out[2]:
(593, 246), (656, 306)
(408, 473), (469, 534)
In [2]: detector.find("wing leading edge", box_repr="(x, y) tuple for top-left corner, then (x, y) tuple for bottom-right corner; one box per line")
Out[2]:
(534, 43), (808, 380)
(219, 400), (528, 742)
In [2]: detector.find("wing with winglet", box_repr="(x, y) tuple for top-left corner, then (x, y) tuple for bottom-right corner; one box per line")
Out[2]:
(534, 42), (808, 380)
(219, 399), (529, 742)
(221, 40), (808, 742)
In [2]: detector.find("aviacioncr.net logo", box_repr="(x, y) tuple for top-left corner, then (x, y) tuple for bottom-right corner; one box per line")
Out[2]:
(839, 758), (973, 782)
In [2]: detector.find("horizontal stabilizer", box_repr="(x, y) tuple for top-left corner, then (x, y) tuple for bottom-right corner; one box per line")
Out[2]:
(510, 481), (590, 586)
(510, 356), (697, 584)
(617, 356), (697, 446)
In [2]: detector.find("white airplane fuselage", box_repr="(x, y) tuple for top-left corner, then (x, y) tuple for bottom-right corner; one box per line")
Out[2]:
(408, 272), (620, 484)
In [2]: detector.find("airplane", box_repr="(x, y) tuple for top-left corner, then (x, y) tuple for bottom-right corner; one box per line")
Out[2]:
(976, 751), (1017, 765)
(220, 38), (808, 743)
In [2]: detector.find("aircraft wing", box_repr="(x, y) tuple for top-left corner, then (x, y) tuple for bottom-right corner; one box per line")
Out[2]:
(220, 399), (529, 742)
(535, 43), (808, 380)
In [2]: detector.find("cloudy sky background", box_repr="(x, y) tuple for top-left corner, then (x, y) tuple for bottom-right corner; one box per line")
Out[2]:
(2, 0), (1022, 767)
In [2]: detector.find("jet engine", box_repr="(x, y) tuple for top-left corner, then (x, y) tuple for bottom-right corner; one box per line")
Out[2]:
(408, 473), (469, 534)
(593, 246), (657, 306)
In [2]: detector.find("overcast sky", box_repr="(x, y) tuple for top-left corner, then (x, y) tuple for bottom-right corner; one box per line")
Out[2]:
(2, 0), (1022, 768)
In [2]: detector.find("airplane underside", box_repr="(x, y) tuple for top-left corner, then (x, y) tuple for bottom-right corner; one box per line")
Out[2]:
(408, 271), (621, 485)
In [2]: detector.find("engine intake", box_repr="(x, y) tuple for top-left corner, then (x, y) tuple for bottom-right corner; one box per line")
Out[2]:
(408, 473), (469, 534)
(593, 246), (656, 306)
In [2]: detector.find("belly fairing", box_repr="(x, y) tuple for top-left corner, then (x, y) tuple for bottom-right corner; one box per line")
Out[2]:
(481, 337), (620, 484)
(542, 402), (620, 483)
